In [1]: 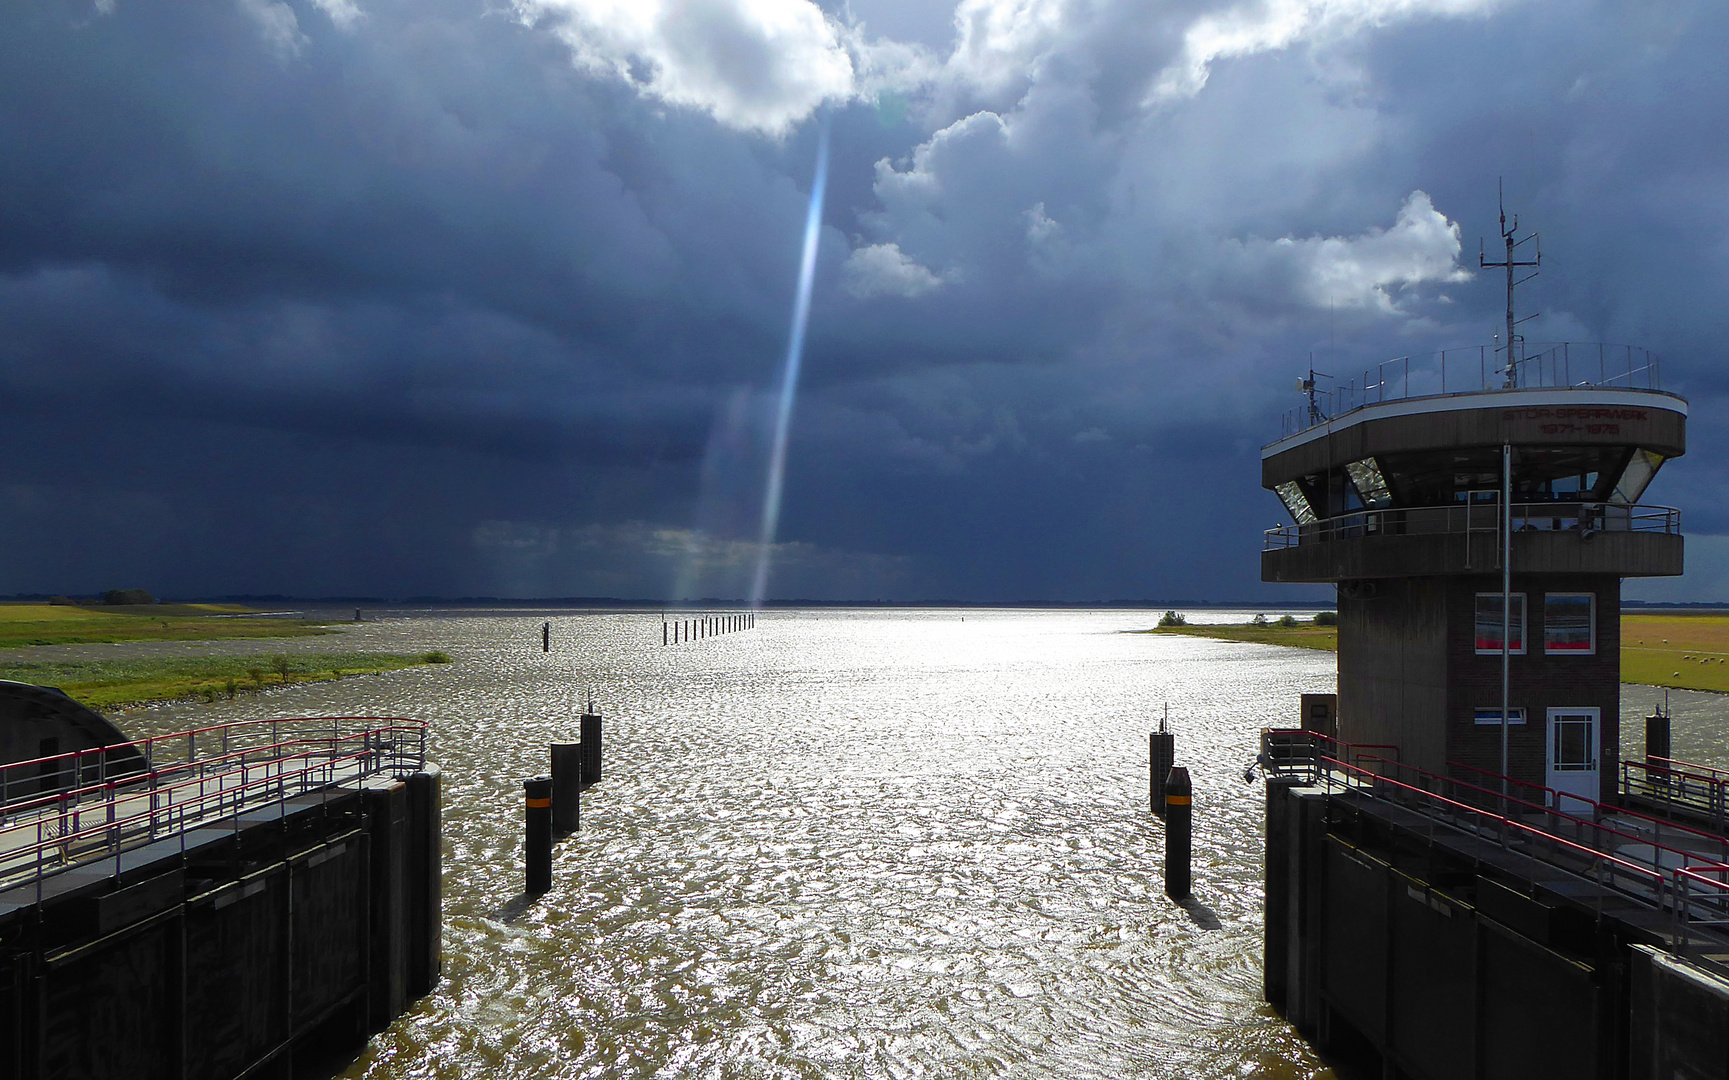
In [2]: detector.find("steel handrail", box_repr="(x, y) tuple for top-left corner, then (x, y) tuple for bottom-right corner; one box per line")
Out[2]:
(1264, 730), (1729, 962)
(1278, 342), (1665, 439)
(1, 746), (385, 899)
(0, 717), (428, 897)
(1357, 753), (1726, 880)
(0, 722), (424, 818)
(1623, 758), (1729, 831)
(1448, 757), (1729, 859)
(1673, 866), (1729, 956)
(1264, 501), (1680, 551)
(1316, 754), (1672, 908)
(1642, 756), (1729, 785)
(0, 715), (426, 786)
(1272, 732), (1715, 877)
(1, 737), (397, 851)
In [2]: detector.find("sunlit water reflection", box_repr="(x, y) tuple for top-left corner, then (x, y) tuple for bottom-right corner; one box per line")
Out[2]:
(110, 607), (1722, 1079)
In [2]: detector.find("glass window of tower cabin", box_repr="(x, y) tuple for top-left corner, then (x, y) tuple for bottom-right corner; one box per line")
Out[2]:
(1474, 593), (1526, 654)
(1544, 593), (1595, 654)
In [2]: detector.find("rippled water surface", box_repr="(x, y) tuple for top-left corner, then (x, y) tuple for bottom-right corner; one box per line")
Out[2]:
(119, 608), (1349, 1078)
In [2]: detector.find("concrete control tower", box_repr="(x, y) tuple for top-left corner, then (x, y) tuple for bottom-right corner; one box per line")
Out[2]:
(1261, 346), (1685, 804)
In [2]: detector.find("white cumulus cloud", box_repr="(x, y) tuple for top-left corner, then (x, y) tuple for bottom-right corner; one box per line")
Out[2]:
(1248, 190), (1471, 310)
(1150, 0), (1501, 102)
(843, 242), (951, 299)
(517, 0), (856, 135)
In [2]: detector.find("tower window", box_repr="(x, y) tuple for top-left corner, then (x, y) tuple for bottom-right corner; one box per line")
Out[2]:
(1275, 480), (1317, 524)
(1611, 448), (1665, 505)
(1346, 457), (1393, 509)
(1474, 593), (1526, 654)
(1544, 593), (1595, 655)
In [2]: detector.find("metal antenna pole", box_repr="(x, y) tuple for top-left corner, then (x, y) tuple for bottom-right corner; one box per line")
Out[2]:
(1480, 180), (1541, 388)
(1300, 365), (1331, 426)
(1501, 443), (1512, 807)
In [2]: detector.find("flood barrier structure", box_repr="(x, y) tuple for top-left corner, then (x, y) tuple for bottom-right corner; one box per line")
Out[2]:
(1262, 728), (1729, 1079)
(0, 716), (442, 1080)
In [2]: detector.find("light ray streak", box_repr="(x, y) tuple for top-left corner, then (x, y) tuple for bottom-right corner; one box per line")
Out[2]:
(750, 116), (830, 608)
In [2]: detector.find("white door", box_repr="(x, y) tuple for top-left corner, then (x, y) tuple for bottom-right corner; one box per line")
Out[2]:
(1546, 708), (1601, 811)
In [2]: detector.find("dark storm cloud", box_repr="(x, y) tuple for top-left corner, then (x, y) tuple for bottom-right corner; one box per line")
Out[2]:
(1, 0), (1726, 600)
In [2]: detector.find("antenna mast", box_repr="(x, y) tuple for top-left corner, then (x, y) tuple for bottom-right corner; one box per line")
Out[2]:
(1299, 362), (1331, 426)
(1479, 179), (1541, 388)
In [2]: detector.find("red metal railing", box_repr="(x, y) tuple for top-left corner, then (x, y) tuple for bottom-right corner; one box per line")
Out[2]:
(1262, 728), (1729, 957)
(0, 717), (426, 899)
(1447, 757), (1729, 865)
(1316, 751), (1676, 913)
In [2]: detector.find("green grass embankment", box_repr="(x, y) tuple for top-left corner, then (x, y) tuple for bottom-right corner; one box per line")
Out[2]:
(1147, 623), (1338, 651)
(0, 651), (452, 710)
(0, 602), (334, 648)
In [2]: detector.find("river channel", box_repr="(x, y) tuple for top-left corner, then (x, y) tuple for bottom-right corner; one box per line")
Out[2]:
(102, 608), (1718, 1079)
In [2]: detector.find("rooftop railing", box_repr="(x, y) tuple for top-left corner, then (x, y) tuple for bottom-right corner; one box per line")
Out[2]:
(0, 716), (427, 900)
(1264, 500), (1680, 551)
(1279, 342), (1665, 440)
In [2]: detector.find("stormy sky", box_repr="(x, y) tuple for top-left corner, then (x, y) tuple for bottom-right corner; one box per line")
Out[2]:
(2, 0), (1725, 603)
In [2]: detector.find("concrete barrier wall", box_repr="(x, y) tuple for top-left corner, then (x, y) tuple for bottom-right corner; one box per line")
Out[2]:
(1629, 944), (1729, 1079)
(0, 770), (441, 1080)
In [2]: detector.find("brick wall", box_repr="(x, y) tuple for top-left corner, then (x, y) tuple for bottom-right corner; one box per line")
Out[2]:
(1443, 573), (1621, 801)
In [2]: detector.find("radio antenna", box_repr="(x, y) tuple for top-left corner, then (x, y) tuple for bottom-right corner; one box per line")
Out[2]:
(1479, 178), (1541, 388)
(1299, 361), (1332, 426)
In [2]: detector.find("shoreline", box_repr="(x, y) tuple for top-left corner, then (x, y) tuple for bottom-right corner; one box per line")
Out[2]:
(1142, 614), (1729, 694)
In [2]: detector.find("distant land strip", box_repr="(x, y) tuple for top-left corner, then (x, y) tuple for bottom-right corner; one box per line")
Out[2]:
(1146, 613), (1729, 694)
(0, 602), (333, 649)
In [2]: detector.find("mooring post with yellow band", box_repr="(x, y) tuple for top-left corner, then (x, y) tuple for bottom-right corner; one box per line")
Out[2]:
(1164, 766), (1192, 899)
(524, 775), (553, 896)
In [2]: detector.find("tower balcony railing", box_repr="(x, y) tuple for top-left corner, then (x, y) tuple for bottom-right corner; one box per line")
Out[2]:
(1280, 342), (1664, 440)
(1264, 501), (1681, 551)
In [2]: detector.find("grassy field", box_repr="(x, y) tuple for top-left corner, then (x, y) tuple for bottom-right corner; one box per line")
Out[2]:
(0, 602), (335, 648)
(0, 651), (452, 710)
(1623, 613), (1729, 692)
(1148, 612), (1729, 693)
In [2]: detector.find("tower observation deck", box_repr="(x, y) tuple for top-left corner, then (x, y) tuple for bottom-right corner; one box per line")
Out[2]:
(1261, 342), (1685, 804)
